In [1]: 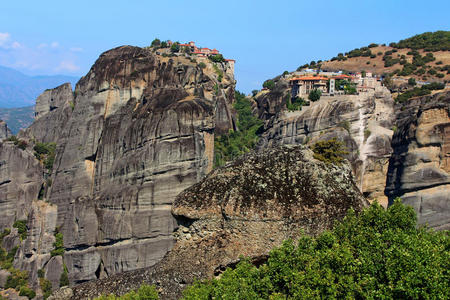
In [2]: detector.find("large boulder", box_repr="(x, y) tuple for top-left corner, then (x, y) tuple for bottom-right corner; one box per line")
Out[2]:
(69, 145), (368, 299)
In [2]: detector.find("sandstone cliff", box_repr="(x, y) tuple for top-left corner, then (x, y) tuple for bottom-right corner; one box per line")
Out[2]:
(385, 91), (450, 230)
(18, 46), (236, 285)
(66, 145), (368, 299)
(256, 82), (395, 206)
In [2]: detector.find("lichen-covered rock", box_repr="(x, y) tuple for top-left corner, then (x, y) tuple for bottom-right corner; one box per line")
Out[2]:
(69, 145), (368, 299)
(385, 91), (450, 230)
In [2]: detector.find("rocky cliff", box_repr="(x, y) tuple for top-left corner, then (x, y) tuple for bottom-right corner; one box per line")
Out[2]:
(0, 121), (11, 140)
(65, 145), (367, 299)
(256, 82), (394, 206)
(17, 46), (236, 285)
(385, 91), (450, 230)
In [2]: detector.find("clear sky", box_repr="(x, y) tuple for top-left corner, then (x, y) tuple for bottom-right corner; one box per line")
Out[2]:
(1, 0), (449, 93)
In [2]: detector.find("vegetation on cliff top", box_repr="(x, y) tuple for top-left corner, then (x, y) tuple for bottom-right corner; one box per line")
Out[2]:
(395, 82), (445, 103)
(182, 200), (449, 299)
(390, 31), (450, 51)
(214, 91), (263, 168)
(95, 285), (159, 300)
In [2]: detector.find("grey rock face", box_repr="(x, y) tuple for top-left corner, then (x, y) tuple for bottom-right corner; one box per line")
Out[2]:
(385, 91), (450, 230)
(0, 120), (11, 140)
(0, 269), (10, 288)
(34, 83), (73, 121)
(0, 142), (43, 230)
(257, 86), (395, 206)
(35, 46), (236, 283)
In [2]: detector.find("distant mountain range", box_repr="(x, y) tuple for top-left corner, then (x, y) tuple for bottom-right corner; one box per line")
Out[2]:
(0, 105), (34, 134)
(0, 65), (79, 108)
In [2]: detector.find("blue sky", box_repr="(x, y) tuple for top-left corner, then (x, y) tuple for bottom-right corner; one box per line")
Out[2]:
(1, 0), (449, 93)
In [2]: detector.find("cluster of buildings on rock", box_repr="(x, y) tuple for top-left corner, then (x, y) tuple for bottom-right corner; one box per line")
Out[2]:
(167, 40), (235, 61)
(288, 70), (381, 97)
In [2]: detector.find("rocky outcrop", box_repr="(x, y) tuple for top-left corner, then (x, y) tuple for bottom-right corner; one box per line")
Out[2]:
(67, 145), (367, 299)
(0, 142), (43, 230)
(0, 120), (11, 140)
(34, 83), (73, 121)
(28, 46), (236, 284)
(385, 91), (450, 230)
(19, 83), (74, 144)
(257, 86), (395, 206)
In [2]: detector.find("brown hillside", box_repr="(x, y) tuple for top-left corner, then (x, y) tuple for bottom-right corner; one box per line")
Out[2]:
(321, 45), (450, 82)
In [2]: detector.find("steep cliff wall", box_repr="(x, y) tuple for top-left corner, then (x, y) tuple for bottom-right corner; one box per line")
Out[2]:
(385, 91), (450, 230)
(256, 85), (395, 206)
(29, 46), (236, 283)
(0, 142), (43, 230)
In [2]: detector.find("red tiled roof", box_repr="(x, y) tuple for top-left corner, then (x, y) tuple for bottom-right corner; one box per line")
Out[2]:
(290, 76), (328, 81)
(225, 59), (235, 62)
(333, 75), (352, 79)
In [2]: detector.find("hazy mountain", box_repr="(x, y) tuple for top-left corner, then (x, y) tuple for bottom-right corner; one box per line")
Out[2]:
(0, 105), (34, 134)
(0, 65), (79, 108)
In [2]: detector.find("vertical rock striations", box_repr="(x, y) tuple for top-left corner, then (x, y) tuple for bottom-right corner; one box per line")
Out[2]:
(385, 91), (450, 230)
(256, 85), (395, 206)
(31, 46), (236, 283)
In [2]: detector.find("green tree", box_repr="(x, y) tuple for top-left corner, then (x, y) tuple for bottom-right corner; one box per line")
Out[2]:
(170, 42), (180, 53)
(308, 89), (321, 102)
(182, 200), (449, 299)
(408, 77), (417, 86)
(311, 138), (348, 164)
(150, 38), (161, 47)
(262, 80), (275, 90)
(208, 54), (224, 63)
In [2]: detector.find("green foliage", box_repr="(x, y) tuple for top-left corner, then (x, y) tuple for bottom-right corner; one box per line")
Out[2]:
(95, 285), (159, 300)
(214, 92), (263, 168)
(170, 42), (180, 53)
(408, 77), (416, 86)
(286, 96), (306, 111)
(33, 142), (56, 170)
(312, 138), (348, 164)
(183, 200), (449, 299)
(391, 31), (450, 51)
(19, 285), (36, 299)
(69, 101), (75, 111)
(37, 268), (45, 278)
(347, 47), (372, 58)
(40, 277), (52, 299)
(59, 264), (69, 287)
(212, 64), (224, 82)
(395, 82), (445, 103)
(263, 79), (275, 90)
(383, 55), (400, 67)
(51, 230), (64, 257)
(150, 38), (161, 47)
(208, 54), (225, 63)
(198, 62), (206, 69)
(13, 220), (27, 240)
(7, 136), (28, 150)
(308, 89), (321, 102)
(5, 269), (28, 290)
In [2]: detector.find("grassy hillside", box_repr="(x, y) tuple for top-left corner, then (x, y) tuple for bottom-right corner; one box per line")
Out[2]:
(318, 31), (450, 83)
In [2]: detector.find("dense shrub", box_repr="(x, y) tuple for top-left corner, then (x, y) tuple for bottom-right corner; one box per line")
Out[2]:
(60, 264), (69, 287)
(214, 92), (263, 167)
(50, 230), (64, 257)
(286, 96), (306, 111)
(19, 286), (36, 299)
(13, 220), (27, 240)
(34, 142), (56, 170)
(40, 278), (52, 299)
(392, 31), (450, 51)
(198, 62), (206, 69)
(208, 54), (224, 63)
(311, 138), (348, 164)
(182, 200), (449, 299)
(308, 89), (321, 102)
(395, 82), (444, 103)
(262, 79), (275, 90)
(95, 285), (159, 300)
